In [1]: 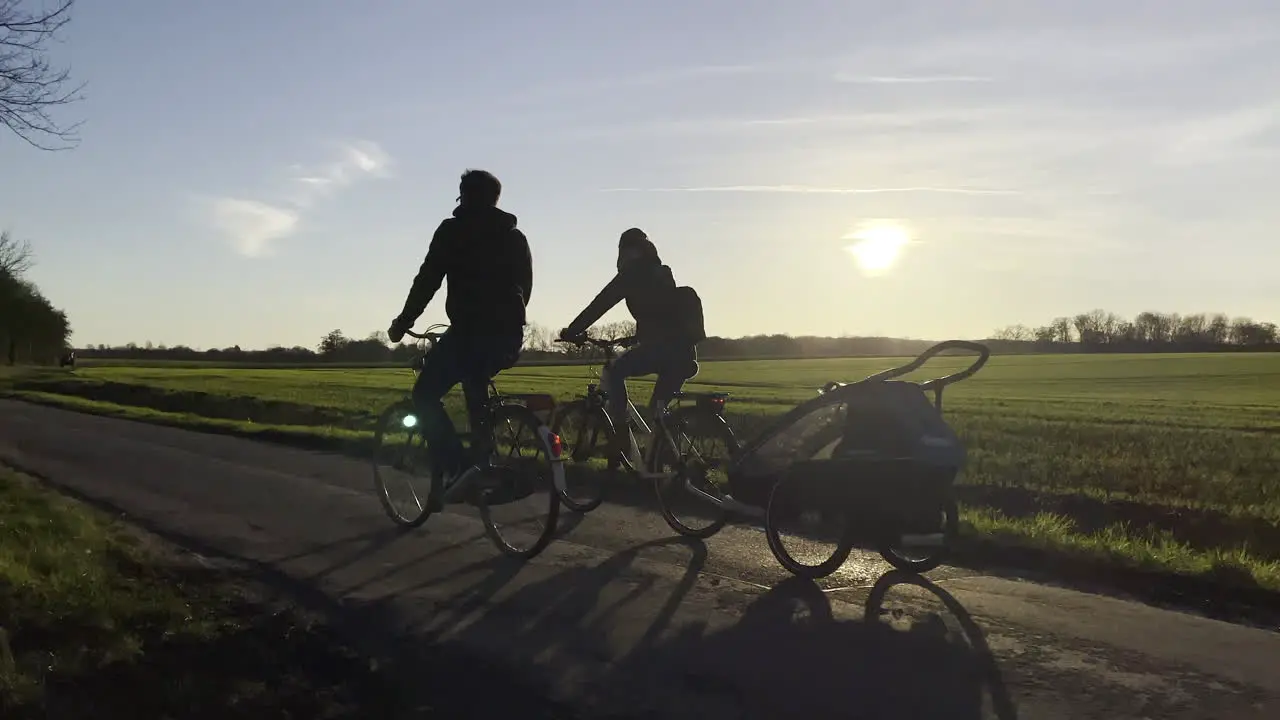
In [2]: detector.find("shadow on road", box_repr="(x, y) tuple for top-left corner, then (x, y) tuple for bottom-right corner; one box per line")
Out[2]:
(864, 571), (1018, 720)
(437, 535), (709, 648)
(590, 571), (1017, 720)
(418, 533), (1016, 720)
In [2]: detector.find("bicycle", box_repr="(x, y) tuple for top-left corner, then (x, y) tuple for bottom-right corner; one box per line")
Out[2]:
(371, 324), (566, 559)
(550, 335), (740, 538)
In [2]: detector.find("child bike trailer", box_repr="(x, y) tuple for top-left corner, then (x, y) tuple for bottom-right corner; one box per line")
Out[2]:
(725, 340), (990, 578)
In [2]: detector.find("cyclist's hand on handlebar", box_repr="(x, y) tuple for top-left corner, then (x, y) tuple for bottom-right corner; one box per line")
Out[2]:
(388, 317), (409, 344)
(557, 327), (585, 344)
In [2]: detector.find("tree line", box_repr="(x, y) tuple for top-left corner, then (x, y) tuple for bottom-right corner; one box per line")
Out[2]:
(1, 232), (71, 364)
(76, 320), (950, 365)
(68, 308), (1280, 366)
(989, 310), (1278, 354)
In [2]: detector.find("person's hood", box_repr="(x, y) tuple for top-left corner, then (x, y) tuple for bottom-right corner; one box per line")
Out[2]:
(453, 204), (518, 231)
(618, 250), (663, 274)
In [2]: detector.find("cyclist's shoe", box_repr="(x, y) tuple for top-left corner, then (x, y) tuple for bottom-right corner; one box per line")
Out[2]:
(429, 462), (468, 511)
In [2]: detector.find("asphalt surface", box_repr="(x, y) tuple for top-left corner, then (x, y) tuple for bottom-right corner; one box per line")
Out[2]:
(2, 399), (1277, 720)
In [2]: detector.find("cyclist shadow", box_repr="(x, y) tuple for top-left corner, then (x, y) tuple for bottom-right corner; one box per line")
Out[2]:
(428, 536), (709, 695)
(600, 570), (1018, 720)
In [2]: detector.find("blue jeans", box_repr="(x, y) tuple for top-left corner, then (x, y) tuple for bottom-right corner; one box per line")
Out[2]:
(603, 342), (699, 423)
(411, 329), (522, 478)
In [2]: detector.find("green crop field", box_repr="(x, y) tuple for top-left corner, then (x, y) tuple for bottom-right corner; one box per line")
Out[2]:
(6, 351), (1280, 591)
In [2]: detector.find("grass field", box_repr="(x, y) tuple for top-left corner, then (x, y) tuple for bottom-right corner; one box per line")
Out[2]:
(5, 351), (1280, 595)
(0, 466), (393, 718)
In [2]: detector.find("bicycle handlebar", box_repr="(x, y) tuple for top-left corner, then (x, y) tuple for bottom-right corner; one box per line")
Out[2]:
(403, 323), (449, 342)
(555, 335), (635, 350)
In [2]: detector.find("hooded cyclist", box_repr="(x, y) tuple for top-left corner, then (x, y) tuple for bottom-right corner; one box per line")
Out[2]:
(388, 169), (533, 509)
(558, 228), (705, 453)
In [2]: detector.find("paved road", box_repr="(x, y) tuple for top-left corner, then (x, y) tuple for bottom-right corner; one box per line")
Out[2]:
(2, 400), (1277, 719)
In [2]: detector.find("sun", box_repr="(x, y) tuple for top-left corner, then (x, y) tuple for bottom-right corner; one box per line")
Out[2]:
(845, 222), (911, 274)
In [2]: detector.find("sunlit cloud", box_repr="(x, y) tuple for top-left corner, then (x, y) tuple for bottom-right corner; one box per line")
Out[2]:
(600, 185), (1020, 195)
(208, 198), (299, 259)
(207, 140), (390, 257)
(288, 140), (392, 208)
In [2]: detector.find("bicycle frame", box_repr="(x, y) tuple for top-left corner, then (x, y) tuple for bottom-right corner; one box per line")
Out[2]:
(402, 325), (566, 497)
(596, 364), (677, 478)
(561, 336), (683, 481)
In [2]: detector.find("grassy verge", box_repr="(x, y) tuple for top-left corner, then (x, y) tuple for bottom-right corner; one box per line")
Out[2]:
(6, 388), (1280, 609)
(0, 465), (393, 719)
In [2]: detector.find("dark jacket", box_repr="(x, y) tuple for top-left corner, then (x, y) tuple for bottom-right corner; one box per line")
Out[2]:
(566, 255), (685, 346)
(397, 205), (532, 335)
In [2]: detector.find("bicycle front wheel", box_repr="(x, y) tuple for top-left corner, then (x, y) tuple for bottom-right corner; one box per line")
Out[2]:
(371, 399), (436, 528)
(765, 474), (854, 579)
(477, 403), (562, 559)
(550, 399), (615, 513)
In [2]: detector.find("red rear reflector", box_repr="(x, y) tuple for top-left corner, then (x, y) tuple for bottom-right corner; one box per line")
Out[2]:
(549, 433), (563, 458)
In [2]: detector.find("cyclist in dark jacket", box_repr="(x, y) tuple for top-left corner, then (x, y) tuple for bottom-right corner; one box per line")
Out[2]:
(559, 228), (699, 436)
(389, 169), (532, 507)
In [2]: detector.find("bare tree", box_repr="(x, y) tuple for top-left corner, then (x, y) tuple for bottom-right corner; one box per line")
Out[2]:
(991, 324), (1034, 341)
(1206, 313), (1231, 345)
(317, 329), (349, 355)
(1, 0), (83, 150)
(593, 319), (637, 340)
(522, 321), (555, 352)
(0, 229), (33, 276)
(1049, 317), (1072, 344)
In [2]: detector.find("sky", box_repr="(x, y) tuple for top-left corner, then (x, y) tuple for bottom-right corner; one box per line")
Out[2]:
(2, 0), (1279, 350)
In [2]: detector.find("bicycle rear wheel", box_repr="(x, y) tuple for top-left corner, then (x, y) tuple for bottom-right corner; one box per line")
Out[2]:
(477, 403), (561, 559)
(878, 495), (959, 573)
(550, 399), (615, 513)
(372, 399), (436, 528)
(654, 409), (738, 539)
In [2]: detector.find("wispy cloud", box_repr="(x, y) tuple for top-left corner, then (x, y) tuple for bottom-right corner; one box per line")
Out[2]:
(1159, 103), (1280, 166)
(600, 185), (1020, 195)
(207, 140), (390, 257)
(288, 140), (391, 208)
(566, 105), (1019, 141)
(835, 74), (993, 84)
(209, 199), (299, 259)
(521, 63), (762, 99)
